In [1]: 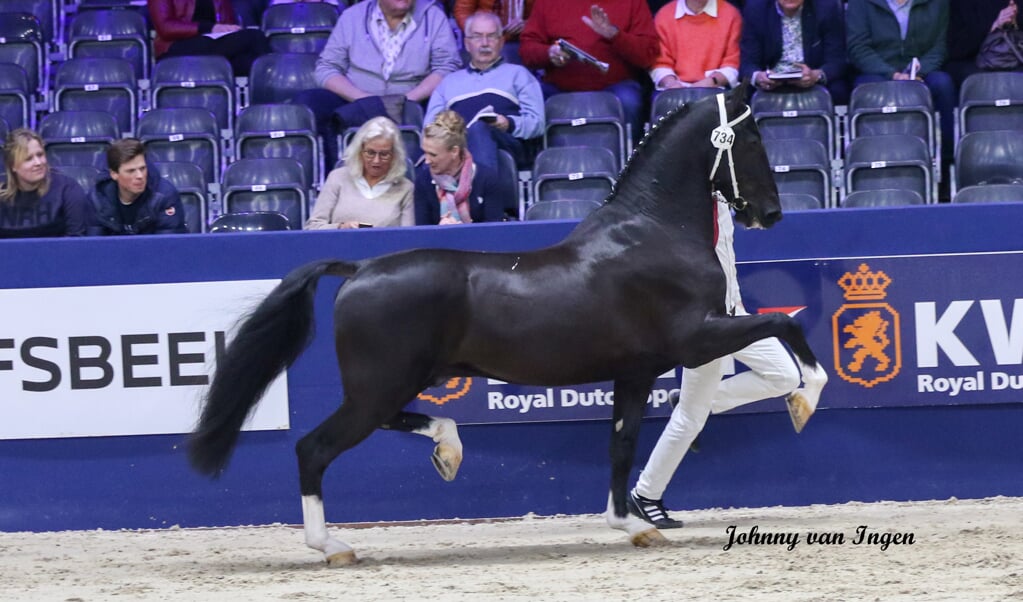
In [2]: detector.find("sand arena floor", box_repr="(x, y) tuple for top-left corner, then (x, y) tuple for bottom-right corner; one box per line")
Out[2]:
(2, 496), (1020, 601)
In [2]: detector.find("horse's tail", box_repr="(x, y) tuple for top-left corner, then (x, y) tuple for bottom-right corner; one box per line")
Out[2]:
(188, 259), (358, 476)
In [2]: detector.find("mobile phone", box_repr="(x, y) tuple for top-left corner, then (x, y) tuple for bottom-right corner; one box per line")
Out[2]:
(358, 223), (373, 228)
(480, 114), (498, 123)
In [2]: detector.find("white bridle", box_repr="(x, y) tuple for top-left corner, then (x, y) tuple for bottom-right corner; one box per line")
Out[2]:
(708, 93), (753, 211)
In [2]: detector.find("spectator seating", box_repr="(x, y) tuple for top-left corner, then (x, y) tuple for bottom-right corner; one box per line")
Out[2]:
(235, 103), (321, 189)
(151, 55), (236, 134)
(221, 157), (308, 227)
(953, 183), (1023, 204)
(842, 189), (925, 207)
(844, 134), (933, 204)
(764, 138), (834, 208)
(525, 199), (602, 221)
(247, 52), (318, 105)
(531, 146), (617, 205)
(53, 57), (138, 134)
(261, 2), (340, 54)
(753, 86), (837, 160)
(848, 80), (937, 163)
(54, 164), (103, 193)
(67, 9), (150, 81)
(339, 100), (424, 164)
(38, 110), (119, 170)
(956, 72), (1023, 144)
(0, 12), (46, 104)
(209, 211), (292, 232)
(544, 91), (627, 170)
(497, 148), (520, 219)
(0, 0), (57, 52)
(136, 108), (222, 188)
(153, 161), (208, 233)
(779, 192), (823, 211)
(0, 62), (31, 130)
(0, 115), (7, 140)
(952, 130), (1023, 198)
(649, 87), (720, 123)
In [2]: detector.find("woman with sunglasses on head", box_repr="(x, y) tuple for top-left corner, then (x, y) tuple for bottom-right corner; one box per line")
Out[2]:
(305, 116), (414, 230)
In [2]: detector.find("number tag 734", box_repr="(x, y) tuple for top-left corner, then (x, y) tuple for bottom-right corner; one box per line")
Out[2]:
(710, 125), (735, 150)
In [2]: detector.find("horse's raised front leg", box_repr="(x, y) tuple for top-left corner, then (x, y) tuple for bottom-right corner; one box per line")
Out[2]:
(605, 376), (668, 547)
(381, 411), (464, 481)
(682, 313), (828, 432)
(296, 402), (381, 566)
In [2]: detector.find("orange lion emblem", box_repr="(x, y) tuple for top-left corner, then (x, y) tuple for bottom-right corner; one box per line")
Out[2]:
(843, 311), (891, 372)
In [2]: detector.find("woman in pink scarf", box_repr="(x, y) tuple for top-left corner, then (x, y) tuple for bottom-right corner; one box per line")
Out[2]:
(414, 111), (512, 225)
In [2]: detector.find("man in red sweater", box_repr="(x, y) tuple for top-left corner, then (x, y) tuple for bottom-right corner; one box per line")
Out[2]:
(520, 0), (659, 141)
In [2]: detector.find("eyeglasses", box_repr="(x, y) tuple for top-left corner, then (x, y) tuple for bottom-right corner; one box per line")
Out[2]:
(465, 33), (502, 42)
(362, 149), (394, 161)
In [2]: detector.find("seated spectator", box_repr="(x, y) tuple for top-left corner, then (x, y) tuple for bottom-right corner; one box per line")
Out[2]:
(650, 0), (742, 92)
(414, 110), (510, 224)
(148, 0), (271, 76)
(519, 0), (659, 142)
(0, 129), (92, 238)
(740, 0), (849, 104)
(454, 0), (535, 42)
(87, 139), (188, 236)
(293, 0), (461, 168)
(846, 0), (955, 163)
(947, 0), (1019, 88)
(305, 116), (414, 229)
(426, 11), (544, 169)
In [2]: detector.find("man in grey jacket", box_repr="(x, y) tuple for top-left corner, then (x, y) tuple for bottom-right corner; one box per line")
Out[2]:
(294, 0), (462, 167)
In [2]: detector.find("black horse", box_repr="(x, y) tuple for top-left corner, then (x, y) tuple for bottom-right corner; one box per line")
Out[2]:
(189, 83), (827, 565)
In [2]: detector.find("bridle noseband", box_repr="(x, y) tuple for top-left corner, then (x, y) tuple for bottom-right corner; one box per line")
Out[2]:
(708, 93), (753, 212)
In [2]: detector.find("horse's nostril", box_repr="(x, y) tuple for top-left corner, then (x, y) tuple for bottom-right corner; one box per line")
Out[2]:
(764, 208), (783, 226)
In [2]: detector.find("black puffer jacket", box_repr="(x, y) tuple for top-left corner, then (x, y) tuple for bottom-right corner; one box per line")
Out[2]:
(87, 168), (188, 235)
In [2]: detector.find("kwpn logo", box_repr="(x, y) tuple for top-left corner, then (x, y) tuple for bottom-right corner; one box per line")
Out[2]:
(832, 263), (901, 388)
(417, 378), (473, 405)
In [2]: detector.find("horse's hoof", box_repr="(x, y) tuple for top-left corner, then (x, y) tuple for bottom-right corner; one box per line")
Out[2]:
(786, 391), (815, 433)
(431, 443), (462, 481)
(326, 550), (358, 566)
(631, 528), (669, 548)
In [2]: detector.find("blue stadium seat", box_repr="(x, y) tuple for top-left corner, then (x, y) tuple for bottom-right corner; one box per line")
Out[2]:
(848, 80), (937, 161)
(235, 103), (321, 189)
(38, 110), (119, 170)
(261, 2), (340, 54)
(340, 100), (424, 164)
(545, 91), (627, 170)
(151, 55), (236, 134)
(0, 62), (31, 129)
(956, 72), (1023, 143)
(764, 138), (834, 208)
(67, 9), (150, 80)
(953, 130), (1023, 196)
(779, 192), (823, 211)
(844, 134), (933, 204)
(649, 87), (720, 123)
(753, 86), (836, 160)
(952, 183), (1023, 204)
(0, 0), (56, 51)
(531, 146), (617, 204)
(842, 189), (925, 208)
(525, 199), (602, 221)
(0, 115), (8, 140)
(0, 12), (46, 102)
(152, 161), (208, 233)
(221, 158), (308, 227)
(136, 108), (222, 188)
(209, 211), (292, 232)
(53, 57), (138, 133)
(54, 164), (104, 195)
(497, 149), (520, 219)
(248, 52), (318, 105)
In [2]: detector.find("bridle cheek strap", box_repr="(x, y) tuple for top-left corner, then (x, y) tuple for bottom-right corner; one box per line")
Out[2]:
(708, 93), (753, 211)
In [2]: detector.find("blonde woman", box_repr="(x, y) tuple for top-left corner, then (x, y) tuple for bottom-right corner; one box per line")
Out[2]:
(414, 110), (511, 225)
(305, 116), (413, 230)
(1, 128), (92, 238)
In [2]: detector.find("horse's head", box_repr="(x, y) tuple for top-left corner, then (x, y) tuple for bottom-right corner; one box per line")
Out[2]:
(708, 81), (782, 229)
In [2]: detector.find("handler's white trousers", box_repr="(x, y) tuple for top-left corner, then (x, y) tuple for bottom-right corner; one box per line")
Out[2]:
(634, 335), (800, 501)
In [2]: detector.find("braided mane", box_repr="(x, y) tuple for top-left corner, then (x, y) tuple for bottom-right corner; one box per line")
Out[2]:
(609, 101), (695, 199)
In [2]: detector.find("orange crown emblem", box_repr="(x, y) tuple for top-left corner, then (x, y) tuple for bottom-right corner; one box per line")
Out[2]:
(838, 264), (891, 301)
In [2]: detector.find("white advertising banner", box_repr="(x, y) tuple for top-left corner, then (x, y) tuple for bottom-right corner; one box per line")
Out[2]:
(0, 280), (289, 440)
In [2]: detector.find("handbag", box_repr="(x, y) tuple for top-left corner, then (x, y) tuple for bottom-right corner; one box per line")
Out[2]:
(976, 26), (1023, 71)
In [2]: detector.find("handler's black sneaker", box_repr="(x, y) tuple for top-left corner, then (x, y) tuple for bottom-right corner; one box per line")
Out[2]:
(627, 490), (684, 529)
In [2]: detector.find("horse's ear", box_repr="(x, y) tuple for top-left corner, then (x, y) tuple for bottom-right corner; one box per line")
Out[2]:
(729, 79), (753, 107)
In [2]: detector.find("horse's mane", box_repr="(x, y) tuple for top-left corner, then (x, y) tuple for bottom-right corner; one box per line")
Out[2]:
(607, 100), (696, 201)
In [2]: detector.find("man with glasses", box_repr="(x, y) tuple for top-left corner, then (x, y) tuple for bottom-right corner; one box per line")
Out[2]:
(425, 10), (545, 169)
